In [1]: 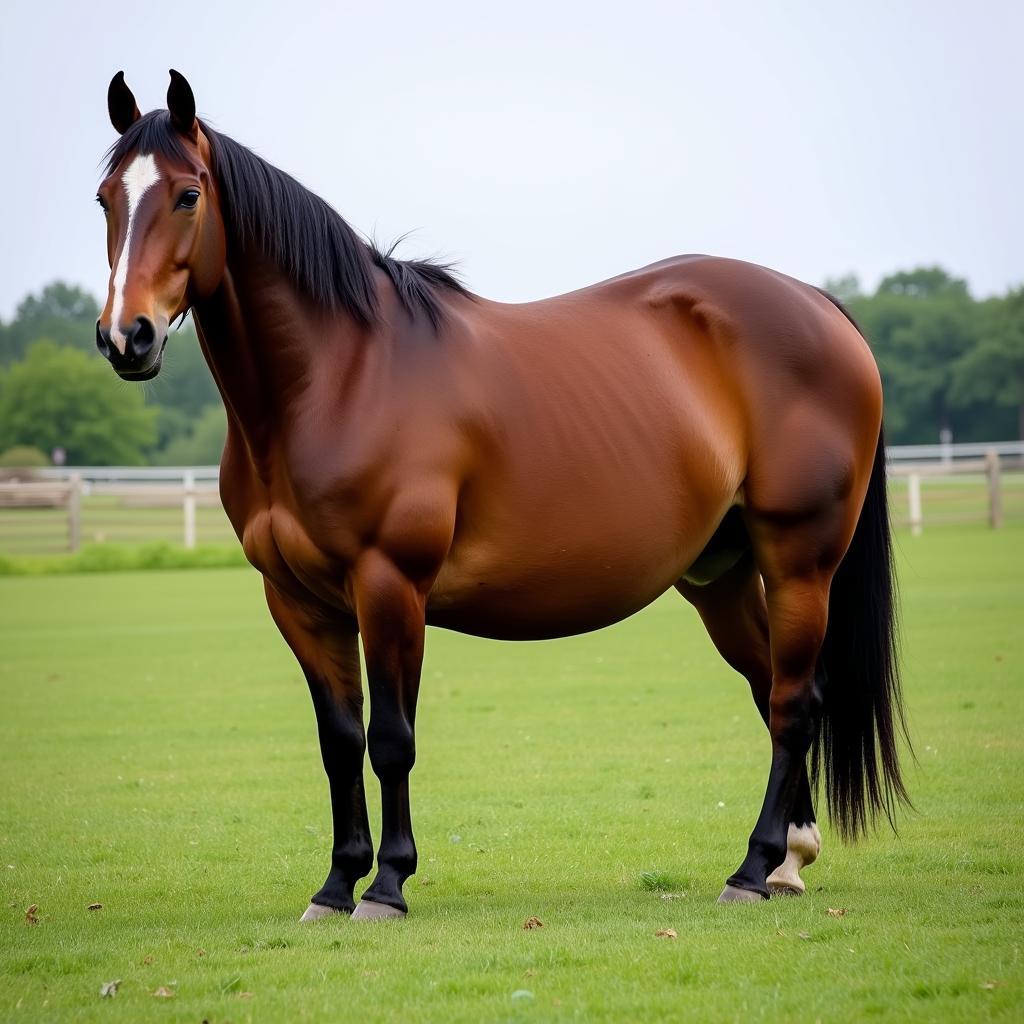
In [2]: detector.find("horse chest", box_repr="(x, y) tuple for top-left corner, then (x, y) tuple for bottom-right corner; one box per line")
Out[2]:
(240, 504), (353, 610)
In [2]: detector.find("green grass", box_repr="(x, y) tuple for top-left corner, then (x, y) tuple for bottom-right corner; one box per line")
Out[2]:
(0, 524), (1022, 1021)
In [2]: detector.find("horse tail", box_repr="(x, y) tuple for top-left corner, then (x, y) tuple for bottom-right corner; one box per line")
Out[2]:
(812, 421), (912, 841)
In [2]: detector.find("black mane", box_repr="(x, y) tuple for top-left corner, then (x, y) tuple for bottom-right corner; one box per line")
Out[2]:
(104, 111), (468, 329)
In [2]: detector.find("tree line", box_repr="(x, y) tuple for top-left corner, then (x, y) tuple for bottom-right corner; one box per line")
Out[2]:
(0, 269), (1020, 466)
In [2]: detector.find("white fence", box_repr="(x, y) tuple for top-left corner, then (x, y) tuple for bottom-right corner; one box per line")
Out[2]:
(0, 468), (224, 553)
(2, 443), (1022, 554)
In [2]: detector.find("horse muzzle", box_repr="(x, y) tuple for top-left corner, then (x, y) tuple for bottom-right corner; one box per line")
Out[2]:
(96, 315), (168, 380)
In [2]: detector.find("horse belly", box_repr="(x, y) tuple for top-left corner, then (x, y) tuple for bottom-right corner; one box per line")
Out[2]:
(428, 469), (727, 640)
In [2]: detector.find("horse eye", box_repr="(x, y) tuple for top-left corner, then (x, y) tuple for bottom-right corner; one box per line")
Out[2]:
(176, 189), (201, 210)
(95, 195), (108, 212)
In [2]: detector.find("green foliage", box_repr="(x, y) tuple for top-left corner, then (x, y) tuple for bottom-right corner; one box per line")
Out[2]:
(0, 287), (220, 465)
(157, 403), (227, 465)
(0, 445), (49, 467)
(0, 541), (247, 576)
(950, 288), (1024, 431)
(0, 340), (156, 464)
(876, 266), (970, 299)
(0, 282), (99, 364)
(822, 273), (862, 303)
(146, 318), (221, 418)
(845, 268), (1022, 443)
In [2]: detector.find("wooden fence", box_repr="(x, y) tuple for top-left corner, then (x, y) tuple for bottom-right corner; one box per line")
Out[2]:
(1, 446), (1021, 555)
(0, 471), (226, 554)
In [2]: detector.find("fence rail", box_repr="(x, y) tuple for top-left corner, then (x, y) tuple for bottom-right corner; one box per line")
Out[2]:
(2, 443), (1022, 555)
(0, 472), (229, 554)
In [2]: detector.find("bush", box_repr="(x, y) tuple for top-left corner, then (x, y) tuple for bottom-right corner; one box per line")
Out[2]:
(0, 542), (250, 576)
(0, 445), (49, 467)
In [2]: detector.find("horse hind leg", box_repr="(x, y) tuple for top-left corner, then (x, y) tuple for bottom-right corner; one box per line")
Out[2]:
(718, 438), (869, 900)
(676, 512), (820, 899)
(766, 821), (821, 896)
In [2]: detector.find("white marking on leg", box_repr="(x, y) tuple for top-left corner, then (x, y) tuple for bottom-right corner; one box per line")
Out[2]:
(109, 154), (161, 353)
(766, 822), (821, 895)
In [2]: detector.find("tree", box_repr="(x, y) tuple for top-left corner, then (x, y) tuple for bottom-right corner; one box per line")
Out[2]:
(157, 403), (227, 465)
(0, 341), (156, 465)
(0, 282), (100, 364)
(145, 318), (221, 418)
(849, 268), (982, 443)
(951, 289), (1024, 439)
(876, 267), (970, 300)
(822, 274), (862, 303)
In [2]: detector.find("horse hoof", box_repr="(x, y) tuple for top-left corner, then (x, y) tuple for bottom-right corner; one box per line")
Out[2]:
(717, 884), (766, 904)
(767, 874), (806, 896)
(299, 902), (346, 922)
(351, 899), (406, 921)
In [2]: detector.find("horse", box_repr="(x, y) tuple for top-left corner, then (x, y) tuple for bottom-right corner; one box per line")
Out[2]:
(94, 70), (909, 921)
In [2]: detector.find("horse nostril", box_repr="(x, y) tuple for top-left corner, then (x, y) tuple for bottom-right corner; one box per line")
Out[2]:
(95, 321), (112, 360)
(126, 316), (156, 361)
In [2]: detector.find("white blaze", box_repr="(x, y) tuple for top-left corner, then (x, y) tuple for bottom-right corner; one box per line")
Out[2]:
(109, 154), (161, 353)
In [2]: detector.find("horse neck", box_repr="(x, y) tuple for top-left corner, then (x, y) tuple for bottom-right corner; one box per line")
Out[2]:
(191, 251), (369, 477)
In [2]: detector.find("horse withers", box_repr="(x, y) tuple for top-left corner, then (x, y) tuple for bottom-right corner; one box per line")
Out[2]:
(94, 70), (909, 920)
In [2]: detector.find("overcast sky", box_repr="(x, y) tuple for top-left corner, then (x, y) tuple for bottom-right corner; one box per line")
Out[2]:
(1, 0), (1020, 319)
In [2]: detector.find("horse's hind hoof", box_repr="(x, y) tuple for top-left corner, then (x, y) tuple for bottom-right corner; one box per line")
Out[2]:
(299, 902), (346, 922)
(351, 899), (406, 921)
(767, 879), (805, 897)
(717, 884), (767, 904)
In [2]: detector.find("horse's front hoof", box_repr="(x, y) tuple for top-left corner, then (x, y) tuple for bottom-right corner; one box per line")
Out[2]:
(717, 883), (767, 904)
(299, 902), (347, 922)
(351, 899), (406, 921)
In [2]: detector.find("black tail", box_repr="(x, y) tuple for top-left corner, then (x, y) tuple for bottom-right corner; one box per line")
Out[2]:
(812, 424), (912, 840)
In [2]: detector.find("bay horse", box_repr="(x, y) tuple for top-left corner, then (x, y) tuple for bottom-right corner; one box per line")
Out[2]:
(95, 70), (909, 920)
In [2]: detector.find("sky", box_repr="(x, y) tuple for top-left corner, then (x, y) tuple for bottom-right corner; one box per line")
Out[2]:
(1, 0), (1021, 319)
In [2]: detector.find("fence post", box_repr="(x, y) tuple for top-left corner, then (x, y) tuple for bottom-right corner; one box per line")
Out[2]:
(183, 469), (197, 549)
(985, 450), (1003, 529)
(67, 472), (82, 552)
(908, 472), (923, 536)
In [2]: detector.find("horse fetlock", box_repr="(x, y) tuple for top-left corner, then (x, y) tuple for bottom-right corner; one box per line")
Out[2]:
(766, 822), (822, 895)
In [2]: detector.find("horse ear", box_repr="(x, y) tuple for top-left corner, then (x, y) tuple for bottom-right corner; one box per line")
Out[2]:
(108, 71), (141, 135)
(167, 69), (197, 138)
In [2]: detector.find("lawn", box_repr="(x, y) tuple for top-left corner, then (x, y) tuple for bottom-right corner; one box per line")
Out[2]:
(0, 524), (1022, 1022)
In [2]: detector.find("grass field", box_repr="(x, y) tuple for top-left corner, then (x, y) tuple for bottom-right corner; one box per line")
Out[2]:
(1, 525), (1022, 1022)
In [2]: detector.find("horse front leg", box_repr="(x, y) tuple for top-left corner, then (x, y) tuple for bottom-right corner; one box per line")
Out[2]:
(350, 551), (426, 919)
(264, 583), (373, 920)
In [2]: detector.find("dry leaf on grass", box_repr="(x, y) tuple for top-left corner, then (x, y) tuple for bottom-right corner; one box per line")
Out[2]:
(981, 980), (1004, 990)
(99, 980), (121, 998)
(655, 928), (678, 939)
(826, 907), (848, 918)
(87, 902), (103, 911)
(523, 916), (543, 930)
(24, 904), (39, 925)
(142, 955), (154, 965)
(798, 931), (812, 940)
(153, 986), (175, 998)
